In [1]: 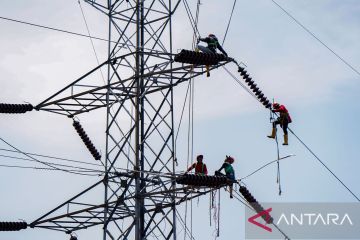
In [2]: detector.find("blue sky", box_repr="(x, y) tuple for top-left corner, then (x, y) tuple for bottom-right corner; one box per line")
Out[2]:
(0, 0), (360, 240)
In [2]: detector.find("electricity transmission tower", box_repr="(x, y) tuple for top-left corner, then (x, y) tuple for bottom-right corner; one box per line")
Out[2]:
(4, 1), (336, 240)
(17, 1), (231, 240)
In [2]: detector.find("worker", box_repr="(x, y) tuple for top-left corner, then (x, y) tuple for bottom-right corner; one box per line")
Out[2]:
(216, 155), (235, 198)
(197, 34), (228, 77)
(267, 102), (292, 145)
(186, 154), (208, 175)
(197, 34), (228, 56)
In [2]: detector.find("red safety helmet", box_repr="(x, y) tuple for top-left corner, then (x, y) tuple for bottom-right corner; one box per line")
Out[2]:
(225, 155), (234, 164)
(273, 102), (280, 109)
(196, 155), (203, 161)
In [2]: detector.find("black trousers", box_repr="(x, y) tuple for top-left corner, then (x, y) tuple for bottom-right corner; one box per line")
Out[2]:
(273, 118), (289, 135)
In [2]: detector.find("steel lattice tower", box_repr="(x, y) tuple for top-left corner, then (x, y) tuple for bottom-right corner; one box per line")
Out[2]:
(22, 1), (231, 239)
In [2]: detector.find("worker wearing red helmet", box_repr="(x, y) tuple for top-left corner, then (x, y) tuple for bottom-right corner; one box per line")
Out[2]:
(216, 155), (235, 198)
(197, 33), (228, 77)
(186, 154), (208, 175)
(267, 102), (292, 145)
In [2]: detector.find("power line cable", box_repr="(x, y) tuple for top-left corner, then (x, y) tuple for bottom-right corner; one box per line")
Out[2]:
(182, 0), (200, 37)
(78, 0), (106, 83)
(175, 82), (191, 145)
(231, 187), (291, 239)
(287, 127), (360, 201)
(186, 1), (360, 198)
(240, 154), (294, 180)
(0, 163), (59, 171)
(0, 153), (103, 174)
(0, 148), (102, 167)
(0, 163), (101, 175)
(0, 137), (99, 176)
(77, 2), (138, 171)
(222, 65), (259, 100)
(222, 0), (237, 46)
(224, 62), (360, 202)
(186, 9), (201, 236)
(270, 0), (360, 77)
(191, 0), (201, 49)
(0, 15), (116, 43)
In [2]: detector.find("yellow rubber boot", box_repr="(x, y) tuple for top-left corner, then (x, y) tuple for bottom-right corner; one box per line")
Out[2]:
(283, 134), (288, 145)
(267, 128), (276, 139)
(206, 65), (210, 77)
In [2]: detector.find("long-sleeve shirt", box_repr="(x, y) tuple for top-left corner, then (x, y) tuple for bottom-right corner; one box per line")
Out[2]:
(273, 105), (292, 123)
(199, 37), (227, 56)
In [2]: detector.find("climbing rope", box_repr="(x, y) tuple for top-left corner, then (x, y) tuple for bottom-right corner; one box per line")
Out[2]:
(268, 99), (282, 195)
(183, 2), (202, 238)
(176, 209), (196, 240)
(183, 80), (195, 240)
(175, 83), (191, 167)
(274, 132), (282, 195)
(225, 61), (360, 202)
(209, 190), (215, 226)
(216, 189), (220, 238)
(211, 189), (219, 238)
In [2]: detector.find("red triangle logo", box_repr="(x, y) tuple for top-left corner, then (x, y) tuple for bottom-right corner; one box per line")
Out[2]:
(248, 208), (272, 232)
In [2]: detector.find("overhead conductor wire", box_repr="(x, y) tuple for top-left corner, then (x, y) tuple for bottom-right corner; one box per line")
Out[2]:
(222, 0), (237, 46)
(0, 15), (115, 43)
(0, 137), (100, 176)
(216, 0), (359, 210)
(271, 0), (360, 77)
(225, 64), (360, 201)
(0, 153), (103, 174)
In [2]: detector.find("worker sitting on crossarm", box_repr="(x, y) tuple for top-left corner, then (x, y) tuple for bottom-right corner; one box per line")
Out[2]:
(197, 34), (228, 77)
(186, 154), (208, 175)
(267, 102), (292, 145)
(215, 155), (235, 198)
